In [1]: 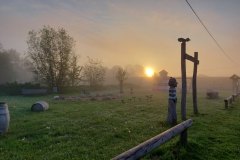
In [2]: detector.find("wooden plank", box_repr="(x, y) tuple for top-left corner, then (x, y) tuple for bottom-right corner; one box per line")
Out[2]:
(185, 54), (199, 64)
(112, 119), (193, 160)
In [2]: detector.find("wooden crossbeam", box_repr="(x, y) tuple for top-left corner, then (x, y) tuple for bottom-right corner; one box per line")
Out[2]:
(185, 54), (199, 64)
(112, 119), (193, 160)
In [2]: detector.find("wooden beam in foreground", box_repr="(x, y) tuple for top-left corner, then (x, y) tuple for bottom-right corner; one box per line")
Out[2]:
(112, 119), (193, 160)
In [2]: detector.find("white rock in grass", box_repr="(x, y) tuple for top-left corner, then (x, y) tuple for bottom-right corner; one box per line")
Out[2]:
(53, 96), (60, 100)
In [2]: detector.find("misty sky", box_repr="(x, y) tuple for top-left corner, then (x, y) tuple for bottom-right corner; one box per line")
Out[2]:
(1, 0), (240, 77)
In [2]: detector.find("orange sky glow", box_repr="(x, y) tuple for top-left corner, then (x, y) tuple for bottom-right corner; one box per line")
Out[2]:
(1, 0), (240, 77)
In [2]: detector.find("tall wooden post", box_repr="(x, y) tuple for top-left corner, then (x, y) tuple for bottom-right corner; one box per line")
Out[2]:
(178, 38), (189, 121)
(178, 38), (190, 146)
(192, 52), (199, 114)
(178, 38), (199, 145)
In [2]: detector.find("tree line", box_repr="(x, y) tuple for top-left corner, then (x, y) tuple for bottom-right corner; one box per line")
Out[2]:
(0, 26), (145, 93)
(0, 45), (32, 84)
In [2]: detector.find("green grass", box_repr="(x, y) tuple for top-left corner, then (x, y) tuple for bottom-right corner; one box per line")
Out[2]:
(0, 90), (239, 160)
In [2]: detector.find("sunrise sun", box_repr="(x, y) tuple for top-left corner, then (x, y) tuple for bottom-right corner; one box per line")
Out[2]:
(145, 67), (154, 77)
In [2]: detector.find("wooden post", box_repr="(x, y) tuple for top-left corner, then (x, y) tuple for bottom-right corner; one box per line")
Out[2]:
(178, 38), (190, 146)
(167, 100), (177, 126)
(112, 119), (193, 160)
(181, 41), (186, 121)
(192, 52), (199, 114)
(236, 81), (239, 94)
(230, 74), (240, 94)
(232, 80), (236, 94)
(224, 99), (228, 109)
(178, 38), (189, 121)
(167, 77), (178, 126)
(180, 129), (188, 146)
(229, 97), (233, 105)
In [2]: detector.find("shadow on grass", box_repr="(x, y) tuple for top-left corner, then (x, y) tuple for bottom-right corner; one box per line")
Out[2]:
(143, 140), (205, 160)
(190, 113), (208, 117)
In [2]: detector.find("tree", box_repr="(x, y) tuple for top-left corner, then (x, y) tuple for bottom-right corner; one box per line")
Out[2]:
(27, 26), (81, 91)
(83, 57), (106, 89)
(68, 55), (83, 86)
(0, 46), (31, 84)
(0, 43), (3, 51)
(116, 67), (128, 93)
(0, 50), (17, 83)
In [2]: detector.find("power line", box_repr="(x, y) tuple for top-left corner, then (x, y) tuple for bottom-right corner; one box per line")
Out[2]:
(185, 0), (235, 64)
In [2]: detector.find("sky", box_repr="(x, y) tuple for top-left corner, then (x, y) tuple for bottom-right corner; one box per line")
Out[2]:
(0, 0), (240, 77)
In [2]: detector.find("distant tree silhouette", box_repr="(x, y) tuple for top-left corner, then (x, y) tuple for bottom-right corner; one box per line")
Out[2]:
(116, 66), (127, 93)
(68, 55), (83, 86)
(82, 57), (106, 89)
(0, 46), (31, 84)
(0, 50), (17, 83)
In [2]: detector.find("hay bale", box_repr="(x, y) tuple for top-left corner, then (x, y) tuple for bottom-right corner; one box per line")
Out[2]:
(31, 101), (49, 112)
(206, 91), (219, 99)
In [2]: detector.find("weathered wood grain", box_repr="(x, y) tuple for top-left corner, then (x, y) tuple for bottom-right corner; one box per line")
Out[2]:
(112, 119), (193, 160)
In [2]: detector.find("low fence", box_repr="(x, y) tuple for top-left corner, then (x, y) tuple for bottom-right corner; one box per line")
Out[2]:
(224, 94), (239, 109)
(112, 119), (193, 160)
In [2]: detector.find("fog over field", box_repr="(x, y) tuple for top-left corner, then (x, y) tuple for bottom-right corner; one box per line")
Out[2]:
(1, 0), (240, 77)
(1, 1), (240, 159)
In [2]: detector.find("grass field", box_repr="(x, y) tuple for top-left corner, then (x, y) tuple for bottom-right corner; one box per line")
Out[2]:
(0, 89), (239, 160)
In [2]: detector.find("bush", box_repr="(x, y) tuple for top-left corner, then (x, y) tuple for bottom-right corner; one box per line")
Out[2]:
(0, 82), (44, 96)
(61, 85), (91, 94)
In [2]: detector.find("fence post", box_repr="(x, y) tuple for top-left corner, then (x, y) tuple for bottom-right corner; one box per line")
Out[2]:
(180, 129), (188, 146)
(224, 100), (228, 109)
(192, 52), (199, 114)
(167, 77), (178, 126)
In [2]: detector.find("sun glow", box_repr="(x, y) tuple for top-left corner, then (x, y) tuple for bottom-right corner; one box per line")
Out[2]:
(145, 67), (154, 77)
